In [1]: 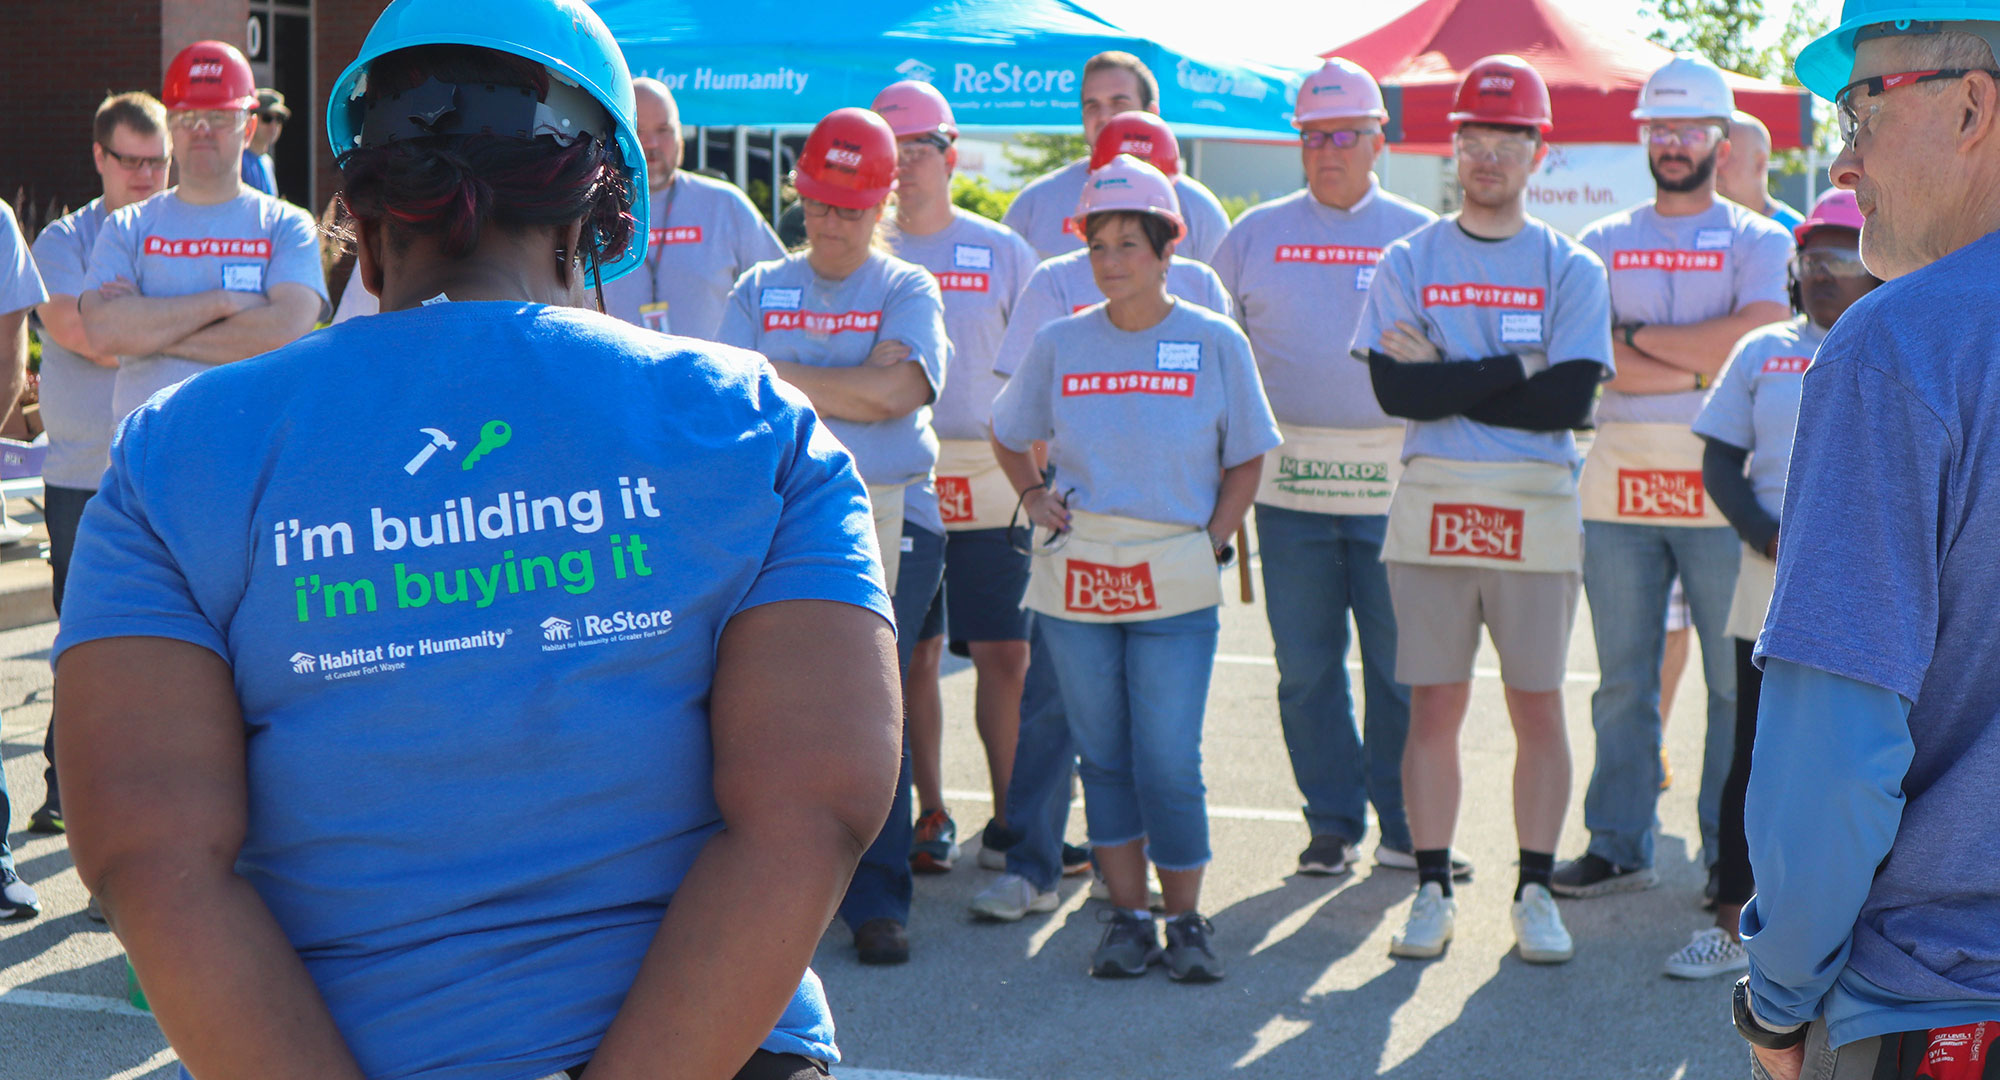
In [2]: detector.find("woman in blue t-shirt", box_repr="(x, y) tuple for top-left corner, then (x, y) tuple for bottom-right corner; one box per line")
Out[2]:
(51, 4), (900, 1079)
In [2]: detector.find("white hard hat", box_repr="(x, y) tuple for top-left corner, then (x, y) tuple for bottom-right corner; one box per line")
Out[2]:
(1631, 54), (1735, 121)
(1293, 57), (1388, 126)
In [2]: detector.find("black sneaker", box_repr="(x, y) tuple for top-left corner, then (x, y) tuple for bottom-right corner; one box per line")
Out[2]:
(1550, 853), (1658, 898)
(1163, 912), (1225, 983)
(1061, 842), (1092, 877)
(0, 868), (40, 921)
(27, 799), (63, 835)
(854, 918), (909, 965)
(975, 818), (1020, 871)
(1089, 911), (1159, 978)
(1296, 835), (1358, 877)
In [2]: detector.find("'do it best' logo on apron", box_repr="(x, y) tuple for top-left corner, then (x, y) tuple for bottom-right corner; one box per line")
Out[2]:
(938, 477), (974, 523)
(1616, 470), (1705, 518)
(1065, 558), (1159, 616)
(1429, 503), (1524, 561)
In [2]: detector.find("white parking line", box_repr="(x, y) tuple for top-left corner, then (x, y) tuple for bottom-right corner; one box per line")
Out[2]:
(1215, 653), (1598, 684)
(842, 1070), (1009, 1080)
(0, 985), (151, 1018)
(940, 789), (1297, 823)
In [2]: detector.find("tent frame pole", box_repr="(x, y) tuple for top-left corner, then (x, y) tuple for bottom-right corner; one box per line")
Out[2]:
(772, 128), (782, 224)
(734, 127), (749, 195)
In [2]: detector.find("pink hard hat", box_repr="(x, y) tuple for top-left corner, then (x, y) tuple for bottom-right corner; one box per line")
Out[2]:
(871, 80), (957, 141)
(1294, 57), (1388, 127)
(1795, 189), (1863, 245)
(1065, 154), (1186, 242)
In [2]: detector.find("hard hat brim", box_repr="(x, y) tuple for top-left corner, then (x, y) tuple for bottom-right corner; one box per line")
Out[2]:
(1449, 112), (1553, 132)
(793, 169), (894, 211)
(1064, 206), (1188, 243)
(1290, 106), (1391, 128)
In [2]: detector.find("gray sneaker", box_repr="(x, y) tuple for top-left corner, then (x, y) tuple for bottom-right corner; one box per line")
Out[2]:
(1550, 853), (1658, 898)
(1296, 835), (1358, 876)
(1089, 911), (1160, 978)
(1163, 912), (1225, 983)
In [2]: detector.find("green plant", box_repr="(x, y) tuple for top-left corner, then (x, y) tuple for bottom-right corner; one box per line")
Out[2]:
(1218, 193), (1259, 222)
(951, 174), (1015, 222)
(1002, 133), (1090, 180)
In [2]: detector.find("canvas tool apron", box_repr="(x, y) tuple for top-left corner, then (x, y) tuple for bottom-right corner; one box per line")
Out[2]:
(934, 438), (1019, 531)
(1023, 509), (1222, 624)
(1725, 544), (1777, 641)
(866, 483), (909, 594)
(1254, 423), (1404, 516)
(1381, 456), (1583, 574)
(1578, 421), (1730, 527)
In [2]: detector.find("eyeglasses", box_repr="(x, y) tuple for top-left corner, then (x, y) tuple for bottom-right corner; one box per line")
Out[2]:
(895, 137), (948, 163)
(100, 145), (170, 172)
(1641, 123), (1723, 149)
(1790, 250), (1871, 278)
(168, 109), (248, 133)
(800, 197), (869, 221)
(1452, 130), (1537, 165)
(1300, 129), (1378, 150)
(1834, 68), (2000, 144)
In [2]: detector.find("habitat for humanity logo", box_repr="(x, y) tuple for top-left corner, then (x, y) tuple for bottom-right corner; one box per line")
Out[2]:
(540, 608), (676, 653)
(290, 651), (317, 674)
(896, 58), (937, 82)
(286, 630), (513, 680)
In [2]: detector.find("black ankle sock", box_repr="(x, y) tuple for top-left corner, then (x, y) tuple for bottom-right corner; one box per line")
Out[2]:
(1516, 850), (1555, 900)
(1416, 848), (1454, 897)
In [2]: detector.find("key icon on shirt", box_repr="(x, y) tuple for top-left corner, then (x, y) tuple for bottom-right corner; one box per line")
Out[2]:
(461, 420), (512, 471)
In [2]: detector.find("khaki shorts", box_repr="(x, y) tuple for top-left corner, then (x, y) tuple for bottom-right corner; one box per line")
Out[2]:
(1386, 562), (1582, 692)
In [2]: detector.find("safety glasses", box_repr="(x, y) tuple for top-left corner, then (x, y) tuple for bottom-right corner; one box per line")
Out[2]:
(1008, 486), (1075, 557)
(1300, 129), (1378, 150)
(895, 136), (949, 162)
(1452, 130), (1536, 165)
(100, 146), (170, 172)
(1640, 122), (1723, 149)
(800, 196), (869, 221)
(1835, 68), (2000, 144)
(1790, 250), (1871, 278)
(168, 109), (249, 133)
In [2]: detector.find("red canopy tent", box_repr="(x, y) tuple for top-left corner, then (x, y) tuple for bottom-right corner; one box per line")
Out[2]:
(1324, 0), (1813, 150)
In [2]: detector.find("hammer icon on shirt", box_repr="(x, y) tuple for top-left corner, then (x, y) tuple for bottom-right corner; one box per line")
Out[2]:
(403, 428), (457, 475)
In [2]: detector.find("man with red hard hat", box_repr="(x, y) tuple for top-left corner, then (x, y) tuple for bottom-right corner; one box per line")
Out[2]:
(720, 106), (951, 966)
(870, 80), (1041, 878)
(1352, 55), (1612, 965)
(1555, 54), (1793, 906)
(1001, 52), (1230, 262)
(1210, 57), (1440, 882)
(80, 40), (326, 426)
(600, 77), (782, 341)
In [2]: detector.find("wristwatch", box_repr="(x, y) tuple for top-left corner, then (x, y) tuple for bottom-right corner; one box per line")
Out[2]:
(1732, 975), (1807, 1050)
(1621, 322), (1643, 350)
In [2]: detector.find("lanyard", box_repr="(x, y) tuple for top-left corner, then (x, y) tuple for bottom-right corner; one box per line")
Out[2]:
(645, 175), (682, 307)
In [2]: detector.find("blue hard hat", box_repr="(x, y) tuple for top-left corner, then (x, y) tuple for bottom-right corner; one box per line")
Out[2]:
(325, 0), (649, 284)
(1797, 2), (2000, 102)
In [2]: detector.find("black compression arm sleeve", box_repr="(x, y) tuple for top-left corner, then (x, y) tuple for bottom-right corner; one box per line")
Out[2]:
(1462, 359), (1606, 432)
(1366, 350), (1528, 421)
(1702, 437), (1780, 553)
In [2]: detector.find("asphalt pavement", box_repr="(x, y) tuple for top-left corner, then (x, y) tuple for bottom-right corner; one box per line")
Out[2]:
(0, 556), (1752, 1079)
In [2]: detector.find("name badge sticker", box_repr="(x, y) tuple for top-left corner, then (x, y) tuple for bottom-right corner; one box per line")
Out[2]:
(1156, 341), (1202, 371)
(953, 244), (994, 270)
(899, 535), (915, 552)
(1694, 228), (1733, 251)
(1500, 312), (1543, 344)
(760, 287), (802, 311)
(221, 263), (265, 293)
(1355, 266), (1378, 291)
(639, 300), (671, 334)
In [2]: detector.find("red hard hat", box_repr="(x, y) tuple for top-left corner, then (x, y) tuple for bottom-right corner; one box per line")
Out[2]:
(164, 40), (258, 112)
(795, 107), (899, 210)
(1090, 112), (1179, 177)
(1447, 55), (1553, 133)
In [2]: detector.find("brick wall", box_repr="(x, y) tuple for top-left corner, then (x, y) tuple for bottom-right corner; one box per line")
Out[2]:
(161, 0), (248, 74)
(0, 3), (166, 225)
(315, 0), (392, 306)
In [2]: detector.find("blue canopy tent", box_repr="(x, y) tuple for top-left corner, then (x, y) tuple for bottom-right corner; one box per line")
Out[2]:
(591, 0), (1312, 216)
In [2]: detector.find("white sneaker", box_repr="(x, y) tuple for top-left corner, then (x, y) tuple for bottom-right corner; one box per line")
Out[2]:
(968, 873), (1060, 922)
(1087, 868), (1164, 910)
(1511, 883), (1574, 964)
(976, 846), (1008, 871)
(1375, 845), (1476, 880)
(1663, 927), (1748, 980)
(1389, 882), (1456, 959)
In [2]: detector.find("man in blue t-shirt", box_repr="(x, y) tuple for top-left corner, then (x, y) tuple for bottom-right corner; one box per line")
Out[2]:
(1731, 9), (2000, 1078)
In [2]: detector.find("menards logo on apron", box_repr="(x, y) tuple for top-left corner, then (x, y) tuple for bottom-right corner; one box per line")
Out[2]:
(1255, 424), (1403, 515)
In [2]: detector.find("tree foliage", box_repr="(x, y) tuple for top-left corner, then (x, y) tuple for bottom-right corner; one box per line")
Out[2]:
(1001, 133), (1089, 181)
(1644, 0), (1836, 152)
(951, 174), (1016, 221)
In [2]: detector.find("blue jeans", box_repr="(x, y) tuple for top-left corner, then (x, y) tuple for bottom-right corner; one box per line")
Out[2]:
(1001, 614), (1075, 892)
(1037, 607), (1221, 871)
(1581, 521), (1739, 868)
(838, 522), (945, 931)
(1255, 505), (1411, 849)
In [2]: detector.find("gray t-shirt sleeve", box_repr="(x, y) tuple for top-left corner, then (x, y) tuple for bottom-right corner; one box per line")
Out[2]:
(1, 203), (49, 315)
(1736, 224), (1794, 311)
(1760, 350), (1948, 701)
(1195, 264), (1232, 319)
(734, 194), (785, 271)
(1692, 334), (1761, 449)
(1000, 193), (1037, 249)
(994, 266), (1064, 379)
(1000, 232), (1038, 310)
(1175, 178), (1230, 264)
(30, 215), (87, 298)
(879, 266), (949, 397)
(1208, 224), (1246, 328)
(1349, 244), (1417, 361)
(989, 327), (1056, 451)
(1548, 246), (1614, 372)
(82, 208), (140, 293)
(268, 206), (330, 312)
(715, 270), (762, 351)
(1217, 328), (1282, 468)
